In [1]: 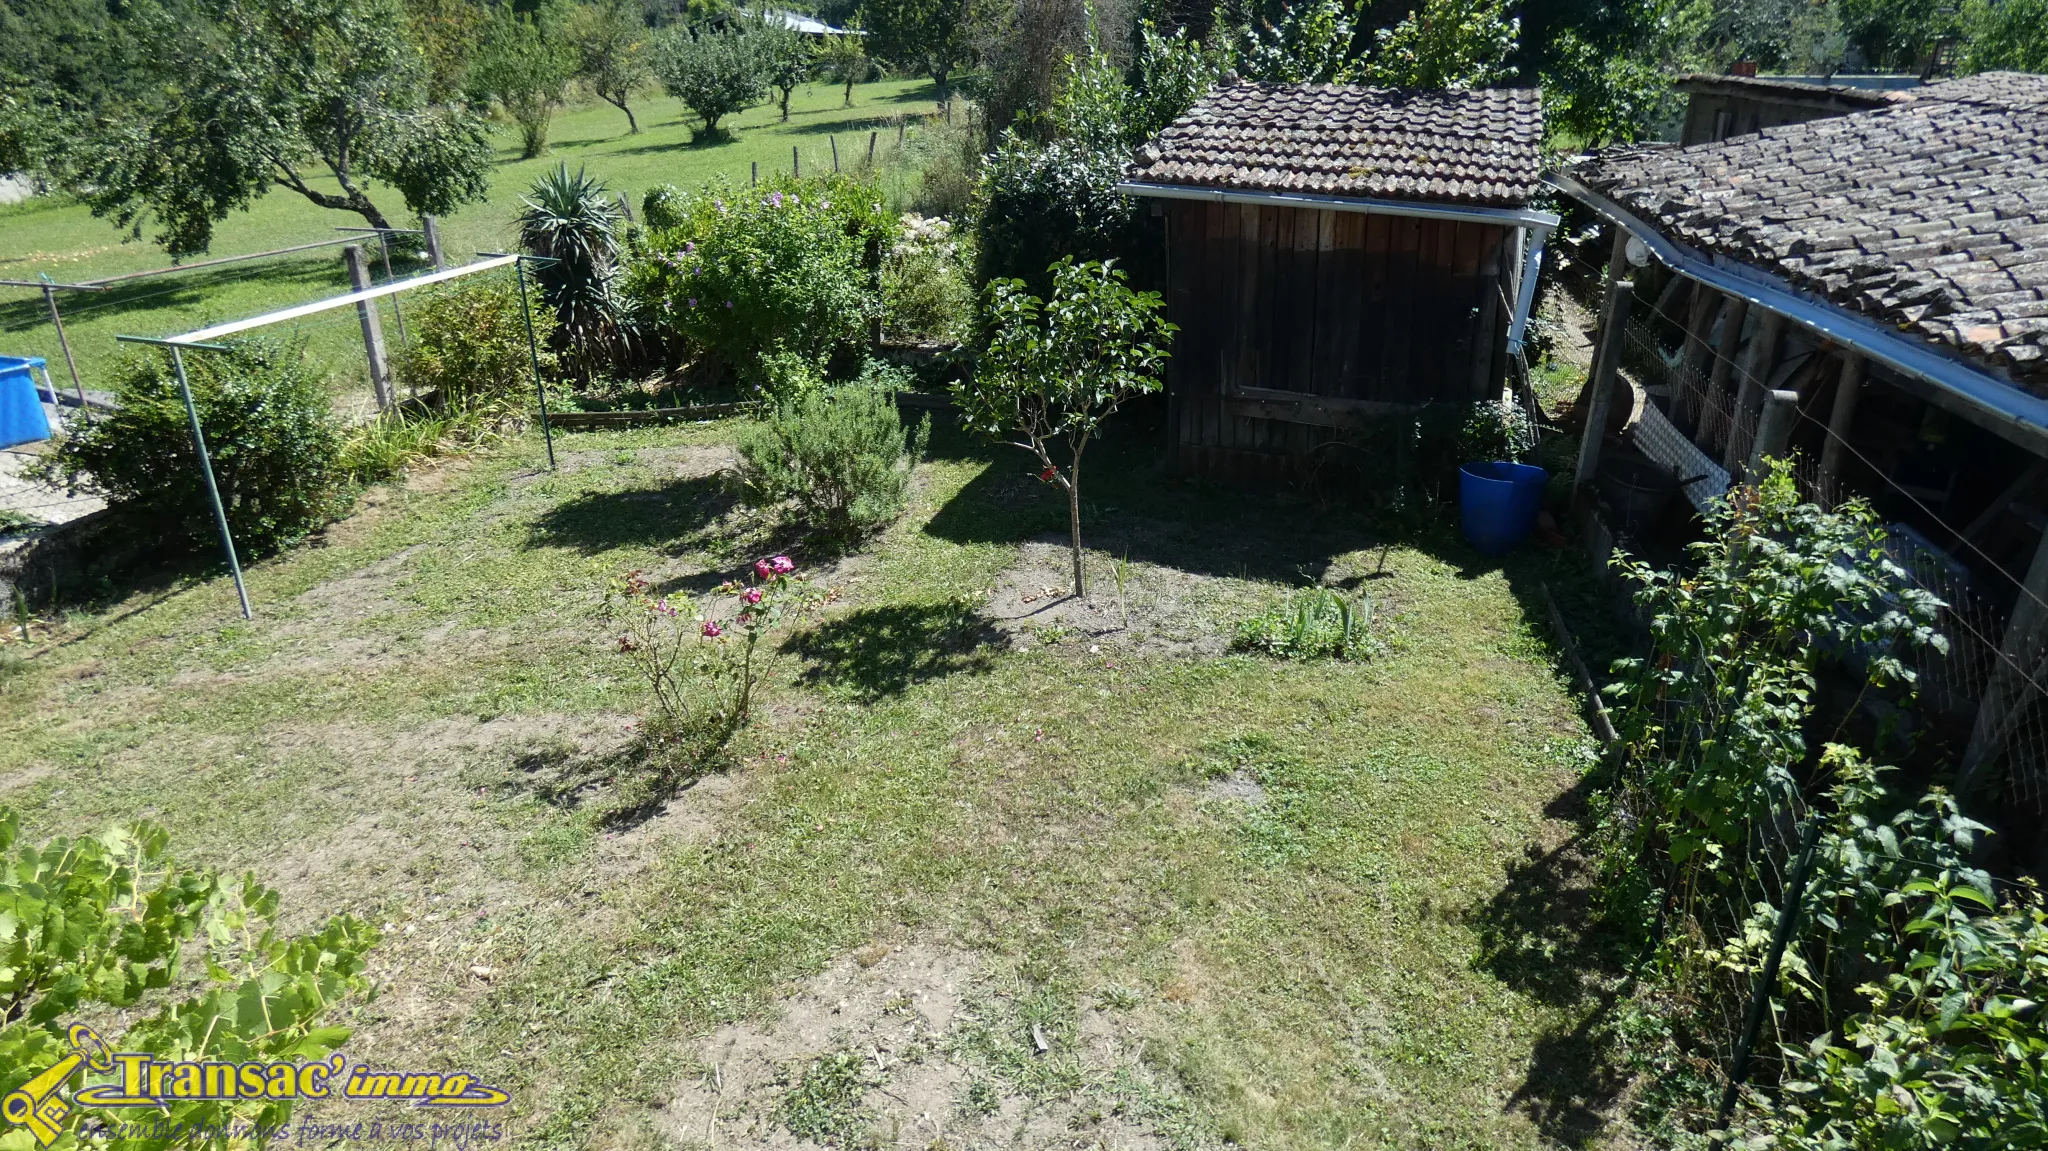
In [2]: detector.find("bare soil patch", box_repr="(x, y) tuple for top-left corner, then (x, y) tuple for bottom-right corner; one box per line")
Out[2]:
(651, 940), (1175, 1151)
(983, 539), (1276, 657)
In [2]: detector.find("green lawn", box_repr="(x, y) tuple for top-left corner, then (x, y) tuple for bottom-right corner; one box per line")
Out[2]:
(0, 79), (942, 402)
(0, 418), (1629, 1149)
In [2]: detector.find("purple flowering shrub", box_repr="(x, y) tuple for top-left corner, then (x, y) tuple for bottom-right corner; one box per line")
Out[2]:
(624, 176), (891, 396)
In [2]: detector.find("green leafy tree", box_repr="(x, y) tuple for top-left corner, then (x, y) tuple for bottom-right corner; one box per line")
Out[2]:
(403, 0), (489, 102)
(471, 5), (580, 159)
(1223, 0), (1366, 83)
(955, 258), (1175, 598)
(1963, 0), (2048, 71)
(568, 0), (652, 133)
(55, 0), (491, 256)
(863, 0), (975, 98)
(1839, 0), (1961, 69)
(818, 23), (871, 107)
(0, 809), (378, 1148)
(652, 22), (768, 140)
(1362, 0), (1519, 88)
(0, 0), (151, 176)
(753, 12), (815, 120)
(1539, 29), (1673, 144)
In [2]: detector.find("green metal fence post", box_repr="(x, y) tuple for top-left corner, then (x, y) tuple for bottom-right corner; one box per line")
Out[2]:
(1716, 815), (1825, 1132)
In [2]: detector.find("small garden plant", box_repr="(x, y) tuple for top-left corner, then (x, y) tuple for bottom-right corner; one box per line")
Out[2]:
(734, 366), (932, 546)
(1233, 587), (1376, 660)
(604, 558), (824, 811)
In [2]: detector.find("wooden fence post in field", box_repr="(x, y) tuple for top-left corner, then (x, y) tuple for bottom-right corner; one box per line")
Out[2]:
(868, 131), (877, 165)
(752, 160), (759, 186)
(831, 135), (840, 172)
(343, 245), (393, 411)
(421, 215), (445, 271)
(793, 146), (800, 177)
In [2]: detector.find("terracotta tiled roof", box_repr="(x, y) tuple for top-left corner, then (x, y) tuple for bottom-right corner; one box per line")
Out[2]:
(1123, 82), (1545, 209)
(1570, 72), (2048, 390)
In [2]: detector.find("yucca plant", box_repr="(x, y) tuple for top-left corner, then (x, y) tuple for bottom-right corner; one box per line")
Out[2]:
(517, 163), (634, 379)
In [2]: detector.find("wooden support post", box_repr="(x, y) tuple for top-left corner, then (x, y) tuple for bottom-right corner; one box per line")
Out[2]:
(1676, 282), (1719, 428)
(1962, 527), (2048, 800)
(1746, 388), (1801, 482)
(1725, 310), (1786, 472)
(1574, 279), (1635, 506)
(830, 135), (840, 172)
(1704, 294), (1751, 452)
(751, 160), (759, 186)
(898, 118), (906, 145)
(1574, 230), (1633, 417)
(793, 146), (800, 177)
(867, 130), (877, 165)
(343, 245), (393, 412)
(421, 216), (445, 271)
(1818, 352), (1864, 484)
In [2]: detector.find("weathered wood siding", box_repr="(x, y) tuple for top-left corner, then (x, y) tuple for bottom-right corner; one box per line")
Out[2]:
(1163, 199), (1512, 482)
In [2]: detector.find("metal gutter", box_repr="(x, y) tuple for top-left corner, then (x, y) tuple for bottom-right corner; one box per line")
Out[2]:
(1547, 171), (2048, 457)
(1114, 180), (1561, 230)
(1115, 180), (1560, 361)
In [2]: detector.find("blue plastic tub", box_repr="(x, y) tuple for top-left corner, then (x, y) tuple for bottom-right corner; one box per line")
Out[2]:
(1460, 461), (1549, 555)
(0, 357), (51, 449)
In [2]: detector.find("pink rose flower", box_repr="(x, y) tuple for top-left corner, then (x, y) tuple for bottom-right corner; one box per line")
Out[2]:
(771, 555), (794, 574)
(701, 621), (723, 638)
(743, 587), (763, 605)
(737, 612), (753, 627)
(754, 559), (773, 580)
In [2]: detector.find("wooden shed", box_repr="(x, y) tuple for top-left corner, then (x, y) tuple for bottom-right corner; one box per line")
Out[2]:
(1117, 83), (1555, 482)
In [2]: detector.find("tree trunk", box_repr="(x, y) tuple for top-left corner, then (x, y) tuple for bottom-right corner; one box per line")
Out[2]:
(843, 76), (855, 106)
(1068, 436), (1088, 599)
(780, 87), (793, 120)
(932, 65), (950, 102)
(607, 93), (640, 133)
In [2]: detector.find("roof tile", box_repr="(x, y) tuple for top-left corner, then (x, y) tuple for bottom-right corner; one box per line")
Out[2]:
(1570, 72), (2048, 390)
(1125, 82), (1543, 209)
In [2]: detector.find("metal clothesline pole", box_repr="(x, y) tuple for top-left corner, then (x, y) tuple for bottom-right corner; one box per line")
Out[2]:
(485, 252), (561, 471)
(114, 334), (249, 620)
(109, 253), (523, 621)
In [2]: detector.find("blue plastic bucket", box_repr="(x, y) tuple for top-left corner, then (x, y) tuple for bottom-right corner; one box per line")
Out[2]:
(1460, 461), (1549, 555)
(0, 357), (51, 449)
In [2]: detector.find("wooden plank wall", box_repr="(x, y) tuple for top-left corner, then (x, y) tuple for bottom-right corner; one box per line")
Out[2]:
(1163, 199), (1511, 483)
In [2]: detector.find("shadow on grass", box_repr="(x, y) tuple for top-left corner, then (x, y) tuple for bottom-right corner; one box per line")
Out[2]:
(786, 599), (1003, 701)
(524, 473), (733, 554)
